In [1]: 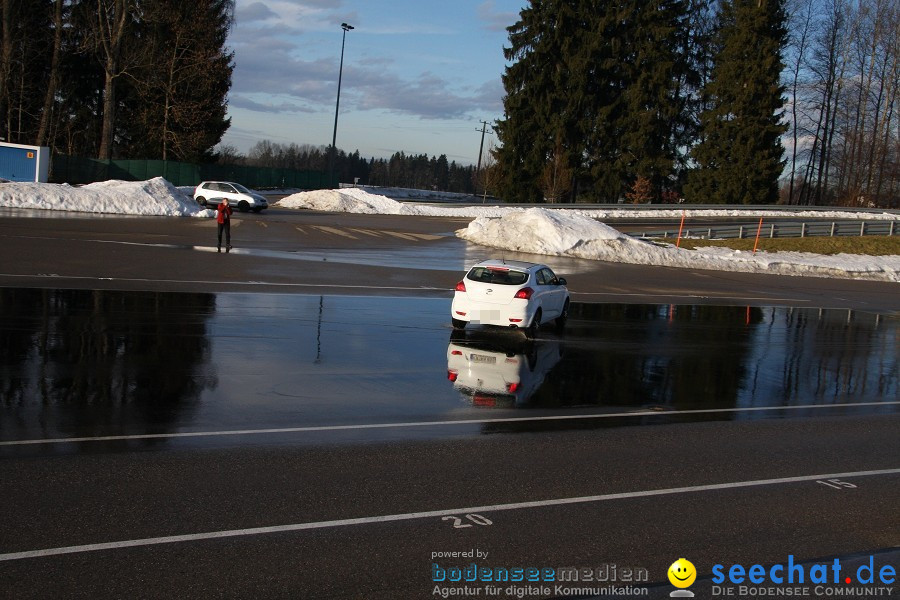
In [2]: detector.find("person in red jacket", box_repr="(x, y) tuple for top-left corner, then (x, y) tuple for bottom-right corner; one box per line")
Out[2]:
(216, 198), (233, 253)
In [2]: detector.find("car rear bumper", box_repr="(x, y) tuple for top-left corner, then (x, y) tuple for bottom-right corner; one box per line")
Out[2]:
(451, 295), (532, 327)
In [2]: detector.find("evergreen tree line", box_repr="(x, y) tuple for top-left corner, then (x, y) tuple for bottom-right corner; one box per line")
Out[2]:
(4, 0), (894, 206)
(227, 140), (481, 194)
(495, 0), (898, 207)
(0, 0), (234, 162)
(496, 0), (789, 204)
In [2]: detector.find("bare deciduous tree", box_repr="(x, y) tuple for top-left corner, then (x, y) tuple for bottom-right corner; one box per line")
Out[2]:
(87, 0), (138, 159)
(625, 176), (653, 204)
(540, 135), (573, 203)
(36, 0), (64, 146)
(791, 0), (898, 207)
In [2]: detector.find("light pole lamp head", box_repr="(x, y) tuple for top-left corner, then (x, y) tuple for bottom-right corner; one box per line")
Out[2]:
(341, 23), (354, 32)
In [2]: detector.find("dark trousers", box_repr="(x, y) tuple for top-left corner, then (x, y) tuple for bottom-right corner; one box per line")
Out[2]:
(217, 221), (231, 248)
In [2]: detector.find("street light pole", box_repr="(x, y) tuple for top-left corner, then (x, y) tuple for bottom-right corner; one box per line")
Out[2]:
(329, 22), (353, 188)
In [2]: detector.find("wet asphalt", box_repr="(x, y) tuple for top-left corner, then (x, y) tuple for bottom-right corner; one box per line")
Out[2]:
(0, 210), (897, 599)
(1, 208), (898, 311)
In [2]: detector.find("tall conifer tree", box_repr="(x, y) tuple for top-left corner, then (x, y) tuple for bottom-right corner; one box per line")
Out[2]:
(495, 0), (578, 203)
(496, 0), (691, 202)
(685, 0), (788, 204)
(592, 0), (688, 201)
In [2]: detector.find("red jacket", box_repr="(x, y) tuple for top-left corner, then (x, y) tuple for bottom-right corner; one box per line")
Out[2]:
(216, 202), (233, 224)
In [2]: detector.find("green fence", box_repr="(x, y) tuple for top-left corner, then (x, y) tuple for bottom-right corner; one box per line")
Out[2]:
(50, 155), (334, 189)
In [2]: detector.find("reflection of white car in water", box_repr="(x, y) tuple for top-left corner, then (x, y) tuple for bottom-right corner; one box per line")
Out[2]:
(446, 332), (563, 407)
(451, 260), (569, 338)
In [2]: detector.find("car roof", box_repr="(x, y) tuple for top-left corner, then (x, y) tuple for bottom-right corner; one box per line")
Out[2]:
(470, 259), (542, 271)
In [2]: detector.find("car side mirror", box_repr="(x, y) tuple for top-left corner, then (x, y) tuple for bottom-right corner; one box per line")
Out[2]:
(557, 278), (567, 286)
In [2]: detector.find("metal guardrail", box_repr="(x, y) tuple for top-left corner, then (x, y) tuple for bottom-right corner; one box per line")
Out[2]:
(411, 200), (900, 217)
(636, 220), (897, 240)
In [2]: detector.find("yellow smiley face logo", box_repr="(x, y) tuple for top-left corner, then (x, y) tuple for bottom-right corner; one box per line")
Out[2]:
(668, 558), (697, 588)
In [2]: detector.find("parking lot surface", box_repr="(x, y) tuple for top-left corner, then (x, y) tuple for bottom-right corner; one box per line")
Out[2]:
(0, 210), (897, 599)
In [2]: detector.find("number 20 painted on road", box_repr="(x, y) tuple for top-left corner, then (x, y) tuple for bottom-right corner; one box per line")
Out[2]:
(816, 479), (858, 489)
(442, 514), (493, 529)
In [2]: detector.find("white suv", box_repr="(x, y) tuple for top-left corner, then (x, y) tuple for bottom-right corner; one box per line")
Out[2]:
(193, 181), (268, 212)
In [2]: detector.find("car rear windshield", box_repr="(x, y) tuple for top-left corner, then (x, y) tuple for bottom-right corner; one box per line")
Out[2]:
(466, 267), (528, 285)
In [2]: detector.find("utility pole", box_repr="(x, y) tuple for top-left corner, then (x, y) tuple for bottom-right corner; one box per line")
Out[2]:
(475, 120), (493, 198)
(475, 120), (490, 174)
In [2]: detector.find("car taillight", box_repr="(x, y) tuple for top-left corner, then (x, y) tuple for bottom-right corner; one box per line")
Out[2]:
(450, 350), (462, 355)
(507, 383), (521, 392)
(455, 280), (466, 292)
(514, 287), (534, 299)
(447, 370), (458, 382)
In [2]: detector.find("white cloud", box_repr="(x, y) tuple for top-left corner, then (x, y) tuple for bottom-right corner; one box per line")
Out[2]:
(477, 0), (518, 32)
(236, 2), (279, 23)
(230, 95), (316, 114)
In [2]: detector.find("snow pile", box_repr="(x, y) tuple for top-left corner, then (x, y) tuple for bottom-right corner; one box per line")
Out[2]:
(340, 184), (483, 202)
(460, 208), (627, 255)
(280, 188), (899, 281)
(279, 187), (406, 214)
(278, 188), (899, 222)
(458, 208), (900, 282)
(0, 177), (211, 217)
(277, 188), (514, 218)
(571, 207), (899, 221)
(0, 178), (896, 281)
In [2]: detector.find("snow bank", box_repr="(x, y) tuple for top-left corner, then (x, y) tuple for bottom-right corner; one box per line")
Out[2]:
(0, 179), (896, 281)
(278, 189), (899, 281)
(278, 188), (515, 218)
(458, 208), (900, 283)
(0, 177), (211, 217)
(278, 188), (899, 221)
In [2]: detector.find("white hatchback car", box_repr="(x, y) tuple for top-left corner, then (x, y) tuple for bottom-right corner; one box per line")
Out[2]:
(193, 181), (268, 212)
(451, 260), (569, 336)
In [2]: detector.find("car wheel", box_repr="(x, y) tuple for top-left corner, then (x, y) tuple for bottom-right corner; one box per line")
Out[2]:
(555, 299), (570, 332)
(451, 318), (467, 330)
(196, 196), (207, 207)
(525, 309), (541, 339)
(238, 200), (250, 212)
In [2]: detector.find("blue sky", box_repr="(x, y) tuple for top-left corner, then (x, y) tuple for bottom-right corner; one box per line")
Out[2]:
(222, 0), (528, 165)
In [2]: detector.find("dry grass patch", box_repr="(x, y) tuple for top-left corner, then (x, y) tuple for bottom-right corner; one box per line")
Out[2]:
(677, 236), (900, 256)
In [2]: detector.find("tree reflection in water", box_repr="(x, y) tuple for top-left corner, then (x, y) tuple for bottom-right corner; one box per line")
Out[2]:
(0, 288), (217, 441)
(467, 304), (897, 433)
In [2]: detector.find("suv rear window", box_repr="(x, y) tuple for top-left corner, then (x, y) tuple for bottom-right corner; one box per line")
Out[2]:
(466, 267), (528, 285)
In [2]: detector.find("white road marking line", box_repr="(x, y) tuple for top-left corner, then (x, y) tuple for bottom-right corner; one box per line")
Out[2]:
(1, 468), (897, 562)
(1, 401), (897, 447)
(347, 228), (384, 237)
(381, 231), (421, 241)
(0, 273), (449, 291)
(571, 291), (813, 302)
(311, 225), (358, 239)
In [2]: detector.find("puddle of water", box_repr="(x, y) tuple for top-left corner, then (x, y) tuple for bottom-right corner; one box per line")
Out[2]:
(208, 239), (606, 275)
(0, 289), (896, 449)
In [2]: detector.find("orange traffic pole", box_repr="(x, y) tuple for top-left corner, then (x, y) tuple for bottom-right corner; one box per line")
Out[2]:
(752, 217), (764, 253)
(675, 210), (686, 248)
